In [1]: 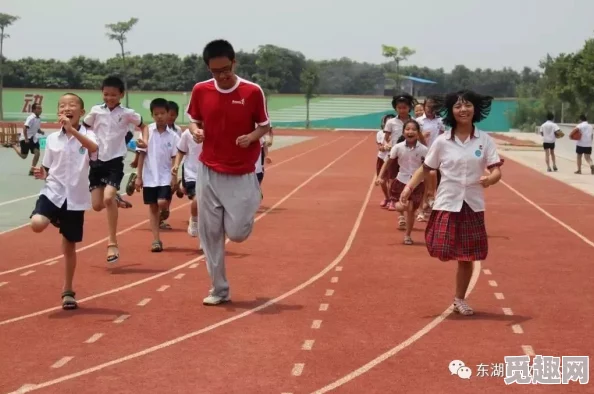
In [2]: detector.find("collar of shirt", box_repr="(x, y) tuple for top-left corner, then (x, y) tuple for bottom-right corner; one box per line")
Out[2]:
(445, 127), (479, 143)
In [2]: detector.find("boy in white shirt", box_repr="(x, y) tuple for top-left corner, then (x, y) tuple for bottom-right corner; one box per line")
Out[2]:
(539, 112), (560, 172)
(135, 98), (180, 252)
(570, 114), (594, 174)
(12, 103), (44, 175)
(83, 76), (146, 264)
(173, 128), (203, 239)
(30, 93), (98, 310)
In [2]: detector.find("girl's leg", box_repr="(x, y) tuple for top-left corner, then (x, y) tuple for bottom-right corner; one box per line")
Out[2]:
(454, 261), (475, 315)
(91, 188), (105, 212)
(404, 204), (415, 245)
(576, 153), (583, 173)
(188, 197), (199, 238)
(380, 179), (389, 201)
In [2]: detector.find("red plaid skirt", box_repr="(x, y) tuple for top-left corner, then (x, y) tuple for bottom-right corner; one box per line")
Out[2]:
(376, 157), (386, 177)
(425, 202), (488, 262)
(391, 180), (424, 210)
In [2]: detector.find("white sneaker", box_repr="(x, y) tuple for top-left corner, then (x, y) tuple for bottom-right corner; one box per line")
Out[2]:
(203, 294), (230, 305)
(187, 219), (198, 237)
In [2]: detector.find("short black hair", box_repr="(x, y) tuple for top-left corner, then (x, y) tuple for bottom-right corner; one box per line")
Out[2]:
(31, 103), (41, 111)
(579, 114), (587, 122)
(546, 112), (555, 121)
(102, 76), (125, 92)
(381, 113), (395, 128)
(424, 95), (443, 109)
(391, 93), (417, 110)
(150, 98), (170, 113)
(168, 101), (179, 114)
(439, 90), (493, 128)
(202, 39), (235, 66)
(62, 93), (85, 108)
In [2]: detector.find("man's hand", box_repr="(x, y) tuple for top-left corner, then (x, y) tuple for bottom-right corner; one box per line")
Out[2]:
(191, 128), (205, 144)
(236, 134), (255, 148)
(33, 166), (48, 180)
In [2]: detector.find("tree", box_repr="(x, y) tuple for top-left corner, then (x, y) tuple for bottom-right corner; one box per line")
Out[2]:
(0, 13), (19, 120)
(300, 62), (320, 129)
(105, 17), (139, 107)
(381, 44), (415, 92)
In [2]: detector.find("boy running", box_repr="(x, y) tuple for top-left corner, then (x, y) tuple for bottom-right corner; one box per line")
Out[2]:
(30, 93), (98, 310)
(12, 103), (44, 175)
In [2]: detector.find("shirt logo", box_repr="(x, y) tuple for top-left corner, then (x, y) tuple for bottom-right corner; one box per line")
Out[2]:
(79, 147), (87, 154)
(232, 98), (245, 105)
(475, 149), (482, 157)
(167, 142), (172, 148)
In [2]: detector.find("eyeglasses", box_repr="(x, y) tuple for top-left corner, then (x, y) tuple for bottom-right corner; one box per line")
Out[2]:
(209, 64), (233, 76)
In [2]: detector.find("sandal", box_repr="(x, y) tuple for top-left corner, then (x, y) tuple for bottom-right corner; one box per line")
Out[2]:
(404, 236), (413, 245)
(125, 173), (137, 196)
(159, 221), (172, 230)
(160, 209), (170, 221)
(115, 193), (133, 209)
(107, 243), (119, 264)
(61, 290), (78, 310)
(453, 298), (474, 316)
(151, 240), (163, 253)
(398, 216), (406, 230)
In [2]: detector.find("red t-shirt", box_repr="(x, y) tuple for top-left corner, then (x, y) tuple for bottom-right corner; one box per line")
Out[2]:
(186, 77), (270, 175)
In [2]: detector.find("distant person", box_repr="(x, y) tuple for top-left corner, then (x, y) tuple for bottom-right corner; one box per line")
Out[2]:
(414, 103), (425, 118)
(570, 114), (594, 174)
(538, 112), (560, 172)
(186, 39), (270, 306)
(30, 93), (98, 310)
(11, 103), (44, 175)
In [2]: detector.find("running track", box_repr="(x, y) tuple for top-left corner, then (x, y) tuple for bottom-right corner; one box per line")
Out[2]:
(0, 130), (592, 393)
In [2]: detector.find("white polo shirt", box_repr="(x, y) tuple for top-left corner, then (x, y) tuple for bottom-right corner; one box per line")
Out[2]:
(389, 140), (428, 184)
(376, 130), (388, 161)
(176, 129), (202, 183)
(170, 124), (182, 138)
(383, 117), (410, 142)
(255, 137), (265, 174)
(40, 125), (97, 211)
(137, 123), (179, 187)
(540, 120), (560, 144)
(83, 104), (142, 162)
(575, 121), (593, 148)
(417, 115), (445, 148)
(424, 128), (502, 212)
(22, 114), (42, 142)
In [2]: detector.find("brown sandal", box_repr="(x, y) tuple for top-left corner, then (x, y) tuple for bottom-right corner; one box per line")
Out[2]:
(107, 243), (119, 264)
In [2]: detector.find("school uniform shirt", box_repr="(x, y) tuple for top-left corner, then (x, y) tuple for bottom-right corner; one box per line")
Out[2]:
(176, 129), (203, 183)
(83, 104), (143, 162)
(186, 77), (270, 175)
(389, 141), (429, 184)
(255, 137), (266, 174)
(540, 120), (560, 144)
(40, 125), (97, 211)
(376, 130), (388, 161)
(21, 113), (42, 142)
(417, 115), (445, 148)
(137, 124), (180, 187)
(575, 121), (593, 147)
(383, 117), (407, 142)
(170, 124), (183, 138)
(424, 128), (502, 213)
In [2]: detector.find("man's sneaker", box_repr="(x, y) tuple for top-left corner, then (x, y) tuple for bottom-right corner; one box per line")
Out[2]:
(203, 294), (230, 305)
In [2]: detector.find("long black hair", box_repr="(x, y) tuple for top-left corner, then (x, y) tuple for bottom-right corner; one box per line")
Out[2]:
(438, 90), (493, 128)
(391, 92), (418, 111)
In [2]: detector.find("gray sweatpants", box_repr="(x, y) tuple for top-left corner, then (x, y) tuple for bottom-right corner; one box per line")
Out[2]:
(197, 161), (262, 298)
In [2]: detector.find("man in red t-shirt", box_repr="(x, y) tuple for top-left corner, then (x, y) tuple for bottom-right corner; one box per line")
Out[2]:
(186, 39), (271, 306)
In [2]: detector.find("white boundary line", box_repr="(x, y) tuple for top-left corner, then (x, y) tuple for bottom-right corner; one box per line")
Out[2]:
(0, 194), (39, 207)
(310, 172), (594, 393)
(0, 137), (343, 276)
(6, 136), (374, 393)
(0, 136), (361, 326)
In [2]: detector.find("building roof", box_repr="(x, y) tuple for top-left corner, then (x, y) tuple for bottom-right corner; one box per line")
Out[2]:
(403, 76), (437, 84)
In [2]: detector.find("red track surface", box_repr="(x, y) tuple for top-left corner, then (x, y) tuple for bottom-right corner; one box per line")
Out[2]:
(1, 132), (593, 393)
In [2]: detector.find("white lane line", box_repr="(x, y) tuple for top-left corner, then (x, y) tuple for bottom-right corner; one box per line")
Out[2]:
(494, 292), (505, 300)
(291, 363), (305, 376)
(325, 289), (334, 296)
(0, 193), (39, 207)
(84, 333), (104, 344)
(137, 298), (151, 307)
(51, 357), (73, 369)
(311, 320), (323, 329)
(310, 261), (482, 394)
(189, 263), (199, 269)
(522, 345), (535, 356)
(13, 383), (37, 393)
(502, 308), (514, 316)
(0, 281), (8, 288)
(319, 303), (329, 311)
(488, 280), (498, 287)
(113, 315), (130, 324)
(330, 277), (339, 283)
(0, 136), (366, 328)
(512, 324), (524, 334)
(157, 285), (170, 292)
(302, 340), (315, 351)
(335, 266), (343, 272)
(45, 260), (59, 266)
(20, 270), (35, 277)
(483, 269), (492, 275)
(16, 146), (374, 392)
(174, 273), (185, 280)
(0, 223), (29, 236)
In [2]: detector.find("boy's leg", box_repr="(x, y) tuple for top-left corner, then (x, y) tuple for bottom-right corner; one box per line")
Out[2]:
(158, 185), (172, 230)
(30, 195), (57, 233)
(142, 187), (163, 252)
(12, 140), (29, 160)
(576, 153), (583, 173)
(58, 209), (84, 310)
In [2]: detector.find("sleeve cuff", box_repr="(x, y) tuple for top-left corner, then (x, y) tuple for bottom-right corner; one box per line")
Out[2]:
(487, 159), (505, 170)
(423, 163), (438, 171)
(257, 119), (270, 127)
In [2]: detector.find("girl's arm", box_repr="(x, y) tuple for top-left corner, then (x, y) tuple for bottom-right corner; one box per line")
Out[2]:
(376, 158), (392, 183)
(172, 151), (185, 175)
(135, 152), (146, 191)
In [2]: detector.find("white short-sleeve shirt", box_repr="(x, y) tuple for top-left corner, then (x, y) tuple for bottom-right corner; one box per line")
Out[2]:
(40, 125), (97, 211)
(22, 114), (42, 142)
(417, 115), (445, 148)
(424, 128), (502, 212)
(389, 141), (428, 184)
(539, 120), (560, 144)
(376, 130), (388, 160)
(83, 104), (143, 162)
(576, 121), (593, 148)
(255, 137), (265, 174)
(176, 129), (202, 183)
(383, 117), (408, 142)
(137, 123), (180, 187)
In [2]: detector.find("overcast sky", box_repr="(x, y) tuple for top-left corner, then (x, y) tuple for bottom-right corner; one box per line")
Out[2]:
(1, 0), (592, 71)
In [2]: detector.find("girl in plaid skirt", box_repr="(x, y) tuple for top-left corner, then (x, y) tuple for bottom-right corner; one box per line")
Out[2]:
(377, 114), (395, 208)
(400, 90), (503, 316)
(376, 119), (427, 245)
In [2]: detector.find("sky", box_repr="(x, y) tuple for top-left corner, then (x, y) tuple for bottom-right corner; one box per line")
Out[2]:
(1, 0), (592, 72)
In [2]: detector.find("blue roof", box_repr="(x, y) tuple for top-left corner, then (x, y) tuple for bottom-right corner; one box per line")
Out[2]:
(403, 76), (437, 84)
